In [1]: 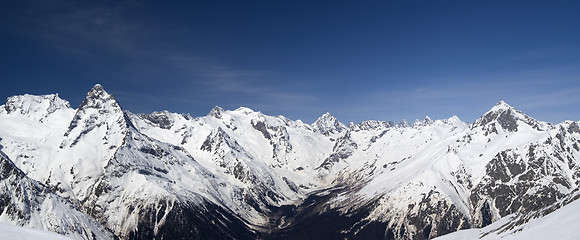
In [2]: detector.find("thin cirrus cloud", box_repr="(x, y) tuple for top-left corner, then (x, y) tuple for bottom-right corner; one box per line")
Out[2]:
(2, 1), (580, 124)
(163, 53), (318, 108)
(7, 1), (316, 116)
(11, 1), (145, 57)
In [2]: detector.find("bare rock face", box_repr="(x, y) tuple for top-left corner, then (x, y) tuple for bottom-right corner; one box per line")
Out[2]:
(470, 128), (580, 228)
(137, 111), (175, 130)
(317, 130), (357, 170)
(473, 101), (551, 132)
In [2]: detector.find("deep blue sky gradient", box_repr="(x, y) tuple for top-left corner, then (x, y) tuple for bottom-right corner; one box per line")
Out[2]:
(1, 0), (580, 124)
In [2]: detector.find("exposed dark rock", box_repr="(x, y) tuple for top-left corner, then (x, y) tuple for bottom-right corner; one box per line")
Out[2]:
(317, 131), (357, 169)
(209, 106), (224, 119)
(252, 120), (272, 140)
(568, 122), (580, 133)
(137, 111), (174, 130)
(127, 200), (256, 240)
(470, 139), (578, 229)
(1, 150), (116, 239)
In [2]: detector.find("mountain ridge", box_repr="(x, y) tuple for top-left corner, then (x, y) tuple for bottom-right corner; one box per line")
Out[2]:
(1, 84), (579, 240)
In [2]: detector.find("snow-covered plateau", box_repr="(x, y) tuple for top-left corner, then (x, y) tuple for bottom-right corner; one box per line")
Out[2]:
(1, 84), (579, 239)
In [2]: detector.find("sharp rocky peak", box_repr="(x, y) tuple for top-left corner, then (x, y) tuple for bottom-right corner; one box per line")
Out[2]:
(209, 106), (224, 119)
(77, 84), (120, 111)
(398, 119), (410, 128)
(314, 112), (338, 124)
(61, 84), (128, 148)
(489, 100), (513, 112)
(413, 116), (433, 127)
(350, 120), (394, 131)
(312, 112), (346, 136)
(473, 100), (549, 132)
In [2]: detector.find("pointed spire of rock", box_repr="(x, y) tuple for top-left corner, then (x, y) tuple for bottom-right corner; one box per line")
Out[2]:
(349, 120), (393, 131)
(77, 84), (120, 111)
(413, 116), (433, 127)
(473, 100), (549, 132)
(398, 119), (410, 128)
(209, 106), (224, 119)
(312, 112), (346, 136)
(61, 84), (127, 148)
(489, 100), (513, 112)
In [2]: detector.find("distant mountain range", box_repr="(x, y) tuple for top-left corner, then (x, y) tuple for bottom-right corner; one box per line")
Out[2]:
(1, 84), (579, 239)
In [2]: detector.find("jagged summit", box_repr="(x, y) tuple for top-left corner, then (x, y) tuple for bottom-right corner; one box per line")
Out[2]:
(398, 119), (410, 128)
(473, 100), (550, 132)
(350, 120), (393, 131)
(2, 94), (72, 120)
(77, 84), (119, 110)
(472, 101), (523, 132)
(312, 112), (346, 136)
(413, 116), (433, 127)
(209, 106), (224, 119)
(136, 111), (177, 130)
(315, 112), (333, 122)
(489, 100), (513, 112)
(61, 84), (127, 148)
(93, 83), (103, 90)
(3, 88), (580, 240)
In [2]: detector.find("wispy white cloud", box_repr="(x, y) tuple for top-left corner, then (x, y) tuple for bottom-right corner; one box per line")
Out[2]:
(8, 0), (317, 112)
(164, 52), (318, 106)
(10, 0), (148, 57)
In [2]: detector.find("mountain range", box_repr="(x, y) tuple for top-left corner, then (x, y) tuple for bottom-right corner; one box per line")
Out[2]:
(1, 84), (579, 239)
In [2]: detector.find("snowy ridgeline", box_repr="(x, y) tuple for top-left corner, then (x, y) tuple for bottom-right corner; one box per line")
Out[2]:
(0, 84), (580, 240)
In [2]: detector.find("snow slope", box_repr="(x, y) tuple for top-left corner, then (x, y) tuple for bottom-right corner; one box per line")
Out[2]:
(0, 222), (72, 240)
(0, 149), (115, 240)
(434, 188), (580, 240)
(1, 84), (579, 239)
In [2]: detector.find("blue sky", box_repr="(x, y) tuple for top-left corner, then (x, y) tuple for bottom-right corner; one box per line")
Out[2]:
(1, 0), (580, 124)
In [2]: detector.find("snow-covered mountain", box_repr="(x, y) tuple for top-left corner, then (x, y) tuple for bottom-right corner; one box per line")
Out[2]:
(434, 187), (580, 240)
(0, 147), (115, 239)
(1, 84), (579, 239)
